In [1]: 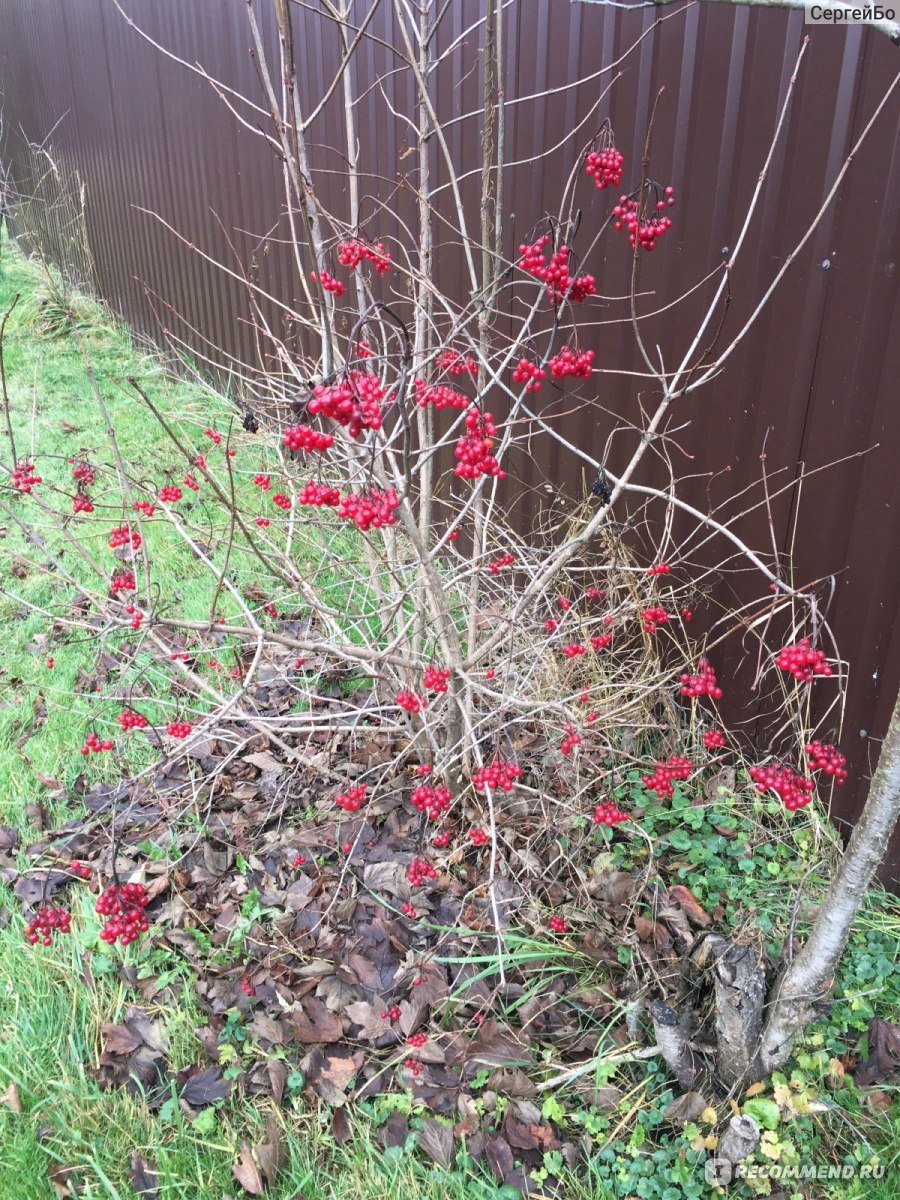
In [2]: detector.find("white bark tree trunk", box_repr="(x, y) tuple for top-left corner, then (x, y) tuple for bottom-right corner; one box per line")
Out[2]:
(759, 693), (900, 1073)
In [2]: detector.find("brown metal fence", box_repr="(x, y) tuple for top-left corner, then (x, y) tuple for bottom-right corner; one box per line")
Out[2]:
(1, 1), (899, 876)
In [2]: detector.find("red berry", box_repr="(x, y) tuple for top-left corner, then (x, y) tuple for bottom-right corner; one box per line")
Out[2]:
(335, 784), (367, 812)
(472, 758), (521, 793)
(680, 659), (723, 700)
(407, 857), (438, 887)
(641, 756), (693, 799)
(593, 800), (629, 826)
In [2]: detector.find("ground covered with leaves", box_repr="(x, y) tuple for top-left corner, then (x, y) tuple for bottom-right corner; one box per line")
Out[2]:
(4, 633), (900, 1200)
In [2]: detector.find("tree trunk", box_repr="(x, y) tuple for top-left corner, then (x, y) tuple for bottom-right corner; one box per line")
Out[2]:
(758, 691), (900, 1074)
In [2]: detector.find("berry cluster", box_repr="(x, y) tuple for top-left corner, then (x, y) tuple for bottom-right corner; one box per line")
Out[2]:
(11, 461), (42, 492)
(454, 408), (504, 479)
(432, 829), (451, 848)
(423, 665), (451, 693)
(410, 783), (452, 820)
(72, 461), (95, 484)
(518, 236), (596, 305)
(133, 499), (156, 516)
(562, 643), (586, 659)
(282, 424), (334, 453)
(337, 486), (400, 531)
(408, 857), (438, 887)
(642, 755), (693, 799)
(511, 357), (546, 391)
(642, 607), (669, 632)
(118, 708), (149, 731)
(204, 427), (222, 444)
(183, 473), (200, 491)
(548, 346), (594, 379)
(489, 553), (516, 575)
(591, 634), (613, 650)
(96, 882), (150, 946)
(469, 827), (489, 846)
(108, 525), (141, 551)
(298, 480), (341, 508)
(124, 604), (143, 630)
(680, 659), (723, 699)
(585, 145), (624, 190)
(548, 914), (570, 933)
(71, 861), (92, 879)
(337, 239), (391, 275)
(81, 731), (114, 755)
(613, 187), (676, 250)
(310, 269), (345, 297)
(647, 562), (671, 576)
(804, 741), (848, 784)
(396, 689), (426, 714)
(159, 484), (182, 503)
(335, 784), (367, 812)
(775, 639), (833, 682)
(73, 493), (94, 514)
(749, 763), (815, 811)
(24, 906), (72, 946)
(240, 979), (255, 997)
(254, 473), (271, 490)
(407, 1031), (428, 1048)
(380, 1005), (402, 1022)
(166, 721), (192, 739)
(414, 379), (470, 409)
(309, 370), (387, 438)
(594, 799), (629, 826)
(436, 349), (478, 377)
(473, 758), (522, 792)
(703, 729), (726, 750)
(560, 723), (581, 756)
(272, 493), (292, 510)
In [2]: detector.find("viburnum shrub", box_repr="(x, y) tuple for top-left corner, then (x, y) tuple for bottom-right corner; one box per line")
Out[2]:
(8, 11), (892, 1090)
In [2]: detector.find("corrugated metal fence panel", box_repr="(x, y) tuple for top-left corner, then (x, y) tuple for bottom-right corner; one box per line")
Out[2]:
(1, 1), (899, 875)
